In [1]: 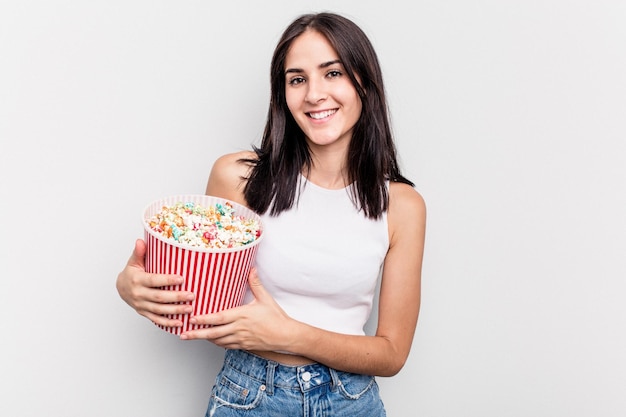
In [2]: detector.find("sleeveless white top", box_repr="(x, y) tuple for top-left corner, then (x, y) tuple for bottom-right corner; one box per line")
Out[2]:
(247, 177), (389, 336)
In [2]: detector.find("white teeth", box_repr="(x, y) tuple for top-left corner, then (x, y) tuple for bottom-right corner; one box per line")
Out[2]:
(309, 109), (336, 119)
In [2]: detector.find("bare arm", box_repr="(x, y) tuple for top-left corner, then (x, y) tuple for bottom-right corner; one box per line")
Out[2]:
(282, 182), (426, 375)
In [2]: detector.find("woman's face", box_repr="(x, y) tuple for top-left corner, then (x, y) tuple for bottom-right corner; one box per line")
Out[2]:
(284, 30), (362, 152)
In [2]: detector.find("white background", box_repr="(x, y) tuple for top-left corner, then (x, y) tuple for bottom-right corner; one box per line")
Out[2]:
(1, 1), (625, 416)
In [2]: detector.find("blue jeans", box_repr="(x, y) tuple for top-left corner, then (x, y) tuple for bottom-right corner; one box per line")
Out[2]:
(205, 349), (387, 417)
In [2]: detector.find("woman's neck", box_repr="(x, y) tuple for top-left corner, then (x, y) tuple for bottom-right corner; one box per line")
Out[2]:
(302, 160), (348, 190)
(304, 169), (348, 190)
(305, 152), (349, 189)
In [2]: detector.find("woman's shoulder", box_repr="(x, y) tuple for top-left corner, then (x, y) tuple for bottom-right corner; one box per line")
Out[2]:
(212, 150), (257, 177)
(388, 181), (426, 212)
(387, 182), (426, 239)
(206, 150), (258, 206)
(213, 150), (257, 167)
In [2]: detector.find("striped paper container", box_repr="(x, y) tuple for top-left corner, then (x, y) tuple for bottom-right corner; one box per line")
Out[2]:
(142, 195), (263, 335)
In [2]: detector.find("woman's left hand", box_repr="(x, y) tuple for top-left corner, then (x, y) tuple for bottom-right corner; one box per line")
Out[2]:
(179, 268), (293, 351)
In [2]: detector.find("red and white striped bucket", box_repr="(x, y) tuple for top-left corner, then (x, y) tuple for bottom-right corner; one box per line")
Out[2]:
(142, 195), (263, 335)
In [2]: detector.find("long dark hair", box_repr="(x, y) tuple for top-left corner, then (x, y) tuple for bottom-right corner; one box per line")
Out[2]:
(242, 12), (414, 219)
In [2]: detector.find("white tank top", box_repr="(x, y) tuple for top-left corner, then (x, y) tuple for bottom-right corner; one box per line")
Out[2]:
(248, 177), (389, 336)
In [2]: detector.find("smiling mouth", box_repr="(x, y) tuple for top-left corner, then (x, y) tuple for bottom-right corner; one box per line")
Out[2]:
(307, 109), (337, 120)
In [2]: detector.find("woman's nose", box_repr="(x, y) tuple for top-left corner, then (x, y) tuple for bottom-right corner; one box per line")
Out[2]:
(304, 79), (327, 104)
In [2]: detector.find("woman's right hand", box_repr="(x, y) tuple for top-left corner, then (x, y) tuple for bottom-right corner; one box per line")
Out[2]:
(116, 239), (195, 328)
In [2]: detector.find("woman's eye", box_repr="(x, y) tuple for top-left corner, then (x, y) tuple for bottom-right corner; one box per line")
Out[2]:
(327, 70), (342, 78)
(288, 76), (305, 86)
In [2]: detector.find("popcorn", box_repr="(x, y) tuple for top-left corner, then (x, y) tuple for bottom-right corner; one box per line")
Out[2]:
(146, 200), (261, 249)
(142, 195), (264, 335)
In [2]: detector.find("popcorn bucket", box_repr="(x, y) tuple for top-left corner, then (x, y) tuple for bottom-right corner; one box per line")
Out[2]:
(142, 195), (263, 335)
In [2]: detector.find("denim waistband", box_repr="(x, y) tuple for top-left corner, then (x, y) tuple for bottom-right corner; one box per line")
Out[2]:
(223, 349), (341, 395)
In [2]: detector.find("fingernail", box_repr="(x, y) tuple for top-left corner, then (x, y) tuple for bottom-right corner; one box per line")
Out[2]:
(186, 293), (195, 301)
(189, 317), (197, 324)
(180, 334), (188, 340)
(184, 306), (193, 313)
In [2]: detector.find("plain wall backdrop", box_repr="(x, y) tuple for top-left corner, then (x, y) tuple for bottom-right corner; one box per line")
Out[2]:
(1, 1), (625, 416)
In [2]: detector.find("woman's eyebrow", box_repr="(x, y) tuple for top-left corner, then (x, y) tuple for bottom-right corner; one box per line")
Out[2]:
(285, 60), (342, 75)
(319, 59), (342, 68)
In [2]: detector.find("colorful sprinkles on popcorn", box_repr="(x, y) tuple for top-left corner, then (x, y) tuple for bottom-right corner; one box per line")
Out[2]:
(147, 201), (261, 249)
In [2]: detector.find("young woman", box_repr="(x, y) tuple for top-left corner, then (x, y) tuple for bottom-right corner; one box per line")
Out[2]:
(117, 12), (426, 416)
